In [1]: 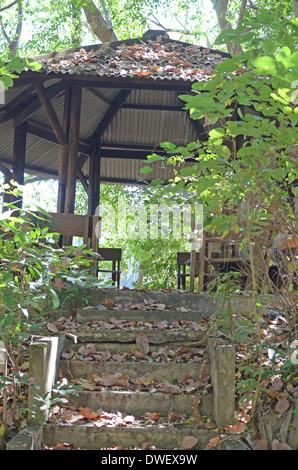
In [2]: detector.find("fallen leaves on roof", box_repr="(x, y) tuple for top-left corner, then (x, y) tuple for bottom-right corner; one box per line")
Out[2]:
(39, 37), (228, 82)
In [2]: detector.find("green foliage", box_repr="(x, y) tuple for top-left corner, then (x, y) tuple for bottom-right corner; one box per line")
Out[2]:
(0, 183), (101, 435)
(215, 5), (298, 54)
(0, 55), (41, 90)
(141, 8), (298, 416)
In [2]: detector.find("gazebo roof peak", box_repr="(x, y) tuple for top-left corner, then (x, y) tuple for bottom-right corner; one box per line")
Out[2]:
(32, 29), (230, 84)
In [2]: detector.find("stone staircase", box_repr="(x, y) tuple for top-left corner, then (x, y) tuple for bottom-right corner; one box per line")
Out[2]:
(10, 288), (239, 451)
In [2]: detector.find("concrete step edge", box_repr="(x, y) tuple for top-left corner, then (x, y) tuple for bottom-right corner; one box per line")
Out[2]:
(43, 422), (218, 450)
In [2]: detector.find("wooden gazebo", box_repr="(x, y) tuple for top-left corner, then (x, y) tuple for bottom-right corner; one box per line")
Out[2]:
(0, 30), (229, 255)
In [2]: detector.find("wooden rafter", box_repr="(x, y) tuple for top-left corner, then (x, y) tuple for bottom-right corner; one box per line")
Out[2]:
(92, 89), (131, 141)
(0, 85), (35, 124)
(27, 118), (91, 155)
(34, 80), (67, 145)
(14, 79), (66, 128)
(77, 166), (89, 194)
(87, 87), (112, 105)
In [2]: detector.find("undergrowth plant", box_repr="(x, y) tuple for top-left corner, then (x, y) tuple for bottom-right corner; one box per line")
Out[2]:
(141, 10), (298, 420)
(0, 185), (100, 447)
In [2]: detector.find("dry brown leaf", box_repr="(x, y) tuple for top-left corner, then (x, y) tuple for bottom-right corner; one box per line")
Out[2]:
(228, 422), (246, 433)
(136, 331), (150, 355)
(168, 411), (185, 422)
(47, 322), (59, 333)
(94, 350), (111, 362)
(155, 303), (166, 310)
(97, 372), (130, 388)
(206, 436), (221, 448)
(144, 412), (161, 421)
(101, 298), (115, 309)
(111, 353), (124, 362)
(53, 442), (76, 450)
(78, 407), (98, 420)
(141, 442), (151, 450)
(272, 377), (283, 391)
(180, 436), (198, 450)
(252, 437), (268, 450)
(272, 439), (292, 450)
(78, 344), (96, 356)
(127, 349), (145, 359)
(264, 388), (283, 399)
(159, 378), (181, 395)
(63, 412), (85, 424)
(275, 398), (290, 414)
(176, 347), (191, 355)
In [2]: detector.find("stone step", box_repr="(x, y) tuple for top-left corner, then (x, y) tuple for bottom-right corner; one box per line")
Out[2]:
(75, 287), (270, 315)
(43, 423), (218, 450)
(65, 328), (206, 347)
(75, 306), (206, 322)
(22, 288), (238, 451)
(64, 339), (206, 354)
(75, 288), (218, 315)
(62, 389), (213, 418)
(59, 359), (209, 383)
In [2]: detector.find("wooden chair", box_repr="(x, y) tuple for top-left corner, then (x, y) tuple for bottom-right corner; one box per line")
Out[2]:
(177, 235), (249, 291)
(177, 252), (201, 290)
(97, 248), (122, 288)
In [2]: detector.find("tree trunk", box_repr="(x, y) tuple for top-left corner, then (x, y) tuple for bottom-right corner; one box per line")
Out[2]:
(83, 0), (118, 43)
(211, 0), (246, 55)
(0, 0), (23, 56)
(293, 0), (298, 17)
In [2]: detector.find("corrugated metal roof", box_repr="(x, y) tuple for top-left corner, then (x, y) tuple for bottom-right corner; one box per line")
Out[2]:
(0, 32), (225, 185)
(35, 32), (229, 83)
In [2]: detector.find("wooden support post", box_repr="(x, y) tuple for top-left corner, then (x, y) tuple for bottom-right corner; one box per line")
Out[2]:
(88, 138), (101, 216)
(12, 121), (27, 208)
(64, 86), (82, 215)
(57, 86), (71, 214)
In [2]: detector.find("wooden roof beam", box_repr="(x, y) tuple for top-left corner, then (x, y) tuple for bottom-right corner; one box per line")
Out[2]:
(92, 89), (131, 141)
(26, 118), (91, 155)
(14, 79), (67, 128)
(87, 87), (113, 105)
(34, 80), (67, 145)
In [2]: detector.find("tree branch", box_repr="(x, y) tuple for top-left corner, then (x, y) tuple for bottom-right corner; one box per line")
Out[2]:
(237, 0), (248, 28)
(0, 1), (18, 13)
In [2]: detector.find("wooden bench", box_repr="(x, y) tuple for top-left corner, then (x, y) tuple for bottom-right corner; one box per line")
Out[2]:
(97, 248), (122, 288)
